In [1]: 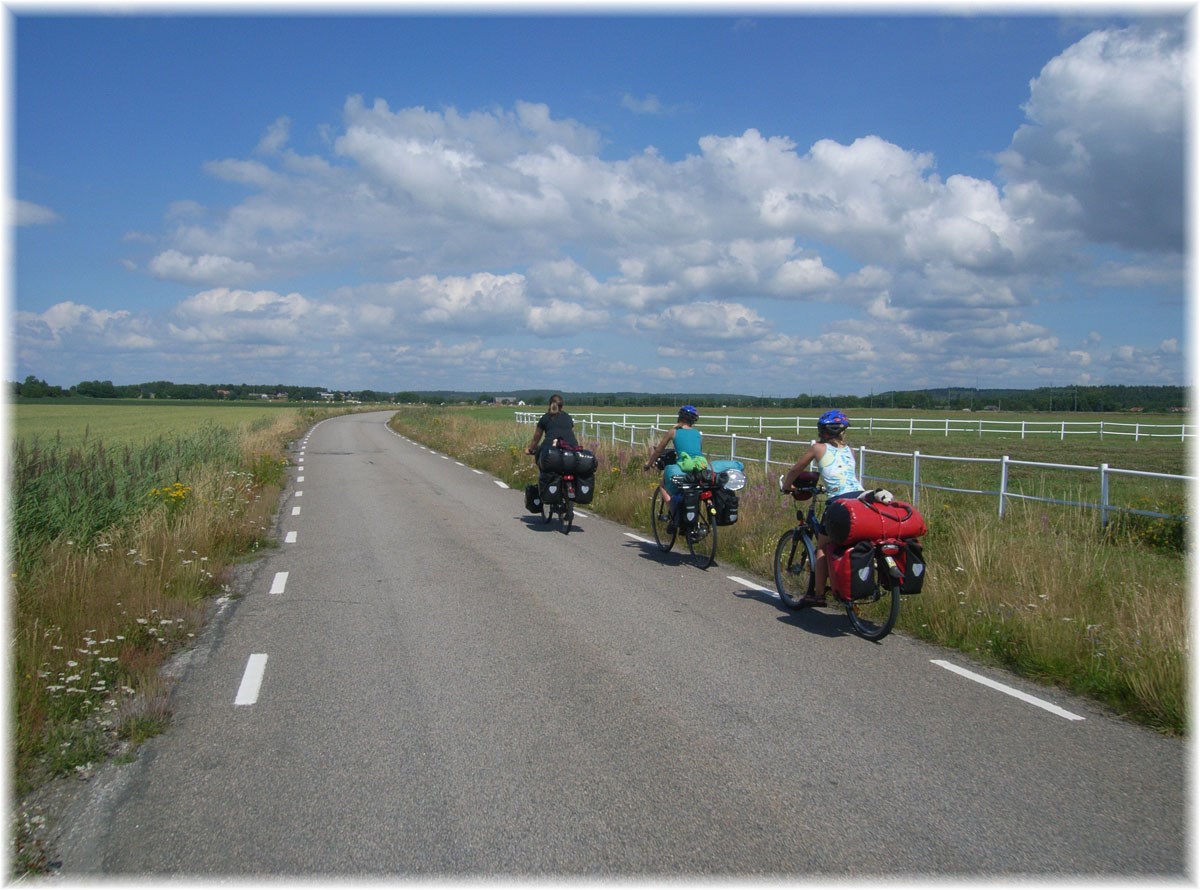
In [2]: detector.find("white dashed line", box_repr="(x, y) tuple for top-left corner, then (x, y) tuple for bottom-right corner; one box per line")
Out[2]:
(297, 476), (304, 483)
(493, 480), (510, 489)
(472, 469), (484, 475)
(624, 532), (654, 544)
(235, 654), (268, 706)
(728, 575), (779, 600)
(291, 506), (301, 516)
(285, 531), (298, 543)
(932, 659), (1085, 721)
(269, 572), (288, 595)
(295, 491), (303, 497)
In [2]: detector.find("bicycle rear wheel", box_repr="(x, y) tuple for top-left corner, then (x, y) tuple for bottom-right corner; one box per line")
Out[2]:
(650, 488), (676, 551)
(683, 500), (717, 569)
(774, 528), (815, 608)
(845, 576), (901, 641)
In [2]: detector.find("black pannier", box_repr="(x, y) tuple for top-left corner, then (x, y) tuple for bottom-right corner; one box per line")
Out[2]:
(538, 471), (564, 505)
(900, 539), (926, 595)
(574, 474), (596, 505)
(524, 483), (542, 514)
(713, 488), (739, 525)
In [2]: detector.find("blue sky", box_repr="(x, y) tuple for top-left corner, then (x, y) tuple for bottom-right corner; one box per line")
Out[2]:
(9, 7), (1190, 396)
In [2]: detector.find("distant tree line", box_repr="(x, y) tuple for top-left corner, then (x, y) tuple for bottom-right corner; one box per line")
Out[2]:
(11, 376), (411, 404)
(10, 377), (1188, 414)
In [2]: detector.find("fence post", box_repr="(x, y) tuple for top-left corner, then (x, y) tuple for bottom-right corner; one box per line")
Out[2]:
(911, 451), (920, 508)
(858, 446), (867, 491)
(945, 419), (950, 436)
(731, 433), (738, 462)
(1100, 463), (1110, 527)
(765, 437), (771, 473)
(999, 456), (1010, 519)
(1061, 422), (1066, 441)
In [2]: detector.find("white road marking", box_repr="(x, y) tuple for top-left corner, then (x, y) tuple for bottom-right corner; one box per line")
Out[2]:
(295, 491), (303, 497)
(285, 531), (298, 543)
(932, 659), (1085, 721)
(235, 654), (268, 706)
(291, 506), (301, 516)
(269, 572), (288, 595)
(728, 575), (779, 600)
(297, 476), (304, 483)
(472, 469), (483, 475)
(624, 532), (654, 544)
(493, 480), (510, 489)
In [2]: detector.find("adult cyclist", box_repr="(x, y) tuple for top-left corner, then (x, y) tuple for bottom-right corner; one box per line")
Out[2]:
(643, 405), (703, 531)
(525, 393), (578, 467)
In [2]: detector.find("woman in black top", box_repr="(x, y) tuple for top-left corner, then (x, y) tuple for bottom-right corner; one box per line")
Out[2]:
(525, 393), (578, 467)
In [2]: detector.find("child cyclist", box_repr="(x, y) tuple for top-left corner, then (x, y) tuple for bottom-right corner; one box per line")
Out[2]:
(643, 405), (703, 531)
(781, 409), (865, 607)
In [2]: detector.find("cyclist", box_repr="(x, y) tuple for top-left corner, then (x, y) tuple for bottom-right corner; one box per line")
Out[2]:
(781, 409), (865, 606)
(643, 404), (703, 531)
(525, 393), (578, 467)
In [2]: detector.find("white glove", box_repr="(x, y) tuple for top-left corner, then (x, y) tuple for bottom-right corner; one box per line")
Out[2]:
(778, 474), (788, 493)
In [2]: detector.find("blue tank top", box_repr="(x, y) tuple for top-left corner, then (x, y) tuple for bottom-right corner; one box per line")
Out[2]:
(673, 426), (702, 458)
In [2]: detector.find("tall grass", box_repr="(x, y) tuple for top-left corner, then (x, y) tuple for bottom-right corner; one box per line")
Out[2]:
(389, 406), (1187, 735)
(11, 412), (310, 806)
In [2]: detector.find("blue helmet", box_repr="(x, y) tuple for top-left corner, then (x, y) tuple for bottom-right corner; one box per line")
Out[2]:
(817, 409), (850, 433)
(679, 405), (699, 422)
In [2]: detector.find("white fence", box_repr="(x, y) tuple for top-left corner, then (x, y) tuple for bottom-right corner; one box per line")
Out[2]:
(518, 411), (1194, 441)
(516, 413), (1191, 525)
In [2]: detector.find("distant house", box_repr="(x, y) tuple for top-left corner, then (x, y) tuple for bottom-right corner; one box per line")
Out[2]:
(216, 389), (232, 399)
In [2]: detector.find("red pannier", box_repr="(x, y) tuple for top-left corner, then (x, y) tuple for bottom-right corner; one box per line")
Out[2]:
(823, 496), (927, 547)
(825, 541), (877, 602)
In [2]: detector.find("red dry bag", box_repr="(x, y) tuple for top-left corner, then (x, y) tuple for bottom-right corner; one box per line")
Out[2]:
(823, 496), (927, 547)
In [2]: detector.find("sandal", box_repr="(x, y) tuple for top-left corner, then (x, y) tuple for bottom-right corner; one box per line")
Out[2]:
(798, 593), (828, 608)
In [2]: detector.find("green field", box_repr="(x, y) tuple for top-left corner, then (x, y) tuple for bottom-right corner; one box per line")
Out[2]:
(10, 400), (345, 448)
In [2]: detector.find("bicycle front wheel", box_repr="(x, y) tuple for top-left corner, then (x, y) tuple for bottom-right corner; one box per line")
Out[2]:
(774, 529), (815, 608)
(683, 500), (718, 569)
(651, 487), (676, 552)
(845, 579), (901, 641)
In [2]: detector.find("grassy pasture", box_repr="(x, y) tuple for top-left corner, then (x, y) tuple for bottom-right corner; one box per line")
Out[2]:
(11, 399), (310, 449)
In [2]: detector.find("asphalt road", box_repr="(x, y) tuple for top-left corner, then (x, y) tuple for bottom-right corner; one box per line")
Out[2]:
(58, 410), (1187, 878)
